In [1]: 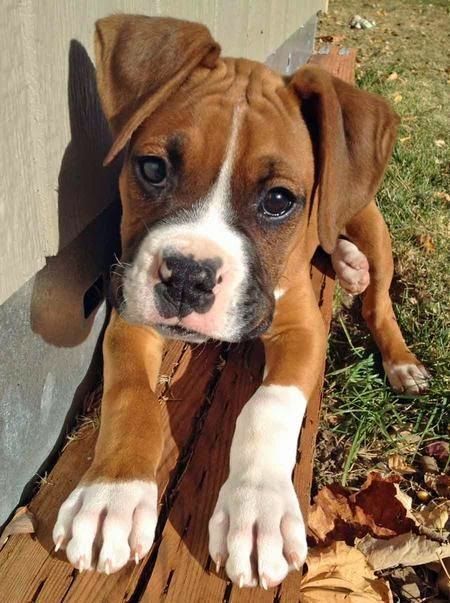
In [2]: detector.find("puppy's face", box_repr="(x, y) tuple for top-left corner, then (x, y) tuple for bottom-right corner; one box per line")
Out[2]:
(112, 62), (315, 343)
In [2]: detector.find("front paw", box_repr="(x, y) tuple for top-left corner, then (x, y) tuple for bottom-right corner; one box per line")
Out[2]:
(208, 473), (307, 589)
(53, 480), (157, 573)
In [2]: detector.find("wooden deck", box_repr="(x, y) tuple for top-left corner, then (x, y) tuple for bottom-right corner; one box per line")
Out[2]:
(0, 48), (355, 603)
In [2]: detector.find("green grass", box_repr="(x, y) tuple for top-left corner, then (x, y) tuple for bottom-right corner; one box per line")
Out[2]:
(316, 0), (450, 488)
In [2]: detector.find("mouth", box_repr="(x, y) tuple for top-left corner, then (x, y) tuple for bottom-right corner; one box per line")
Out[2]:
(153, 323), (209, 343)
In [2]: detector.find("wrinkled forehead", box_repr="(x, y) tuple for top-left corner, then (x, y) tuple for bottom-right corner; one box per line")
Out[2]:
(130, 58), (313, 186)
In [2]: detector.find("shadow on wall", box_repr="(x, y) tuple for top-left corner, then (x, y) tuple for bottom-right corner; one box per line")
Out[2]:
(0, 40), (121, 529)
(31, 39), (121, 349)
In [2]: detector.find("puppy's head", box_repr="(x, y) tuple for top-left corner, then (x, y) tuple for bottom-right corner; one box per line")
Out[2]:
(95, 15), (398, 343)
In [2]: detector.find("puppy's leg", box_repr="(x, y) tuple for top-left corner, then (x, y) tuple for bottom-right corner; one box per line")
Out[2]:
(53, 310), (164, 573)
(331, 238), (370, 295)
(209, 277), (326, 588)
(344, 201), (429, 394)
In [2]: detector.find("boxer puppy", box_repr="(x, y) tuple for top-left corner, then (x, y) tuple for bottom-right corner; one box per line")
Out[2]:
(53, 16), (429, 587)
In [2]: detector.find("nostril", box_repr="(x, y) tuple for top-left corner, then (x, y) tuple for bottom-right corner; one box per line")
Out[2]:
(159, 260), (172, 284)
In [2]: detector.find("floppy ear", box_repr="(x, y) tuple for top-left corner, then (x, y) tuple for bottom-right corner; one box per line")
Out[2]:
(95, 15), (221, 165)
(291, 65), (399, 253)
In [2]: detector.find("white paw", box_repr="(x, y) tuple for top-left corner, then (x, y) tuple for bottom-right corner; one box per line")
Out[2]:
(53, 480), (157, 573)
(331, 238), (370, 295)
(209, 474), (306, 589)
(383, 361), (430, 394)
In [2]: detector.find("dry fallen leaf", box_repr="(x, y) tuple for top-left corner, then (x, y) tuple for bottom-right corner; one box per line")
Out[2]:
(425, 474), (450, 498)
(437, 557), (450, 598)
(356, 532), (450, 571)
(388, 453), (416, 475)
(434, 139), (446, 148)
(300, 542), (393, 602)
(387, 72), (398, 81)
(414, 499), (450, 531)
(308, 473), (417, 545)
(0, 506), (36, 550)
(396, 431), (421, 455)
(416, 233), (436, 254)
(318, 34), (346, 44)
(425, 441), (449, 461)
(419, 455), (439, 473)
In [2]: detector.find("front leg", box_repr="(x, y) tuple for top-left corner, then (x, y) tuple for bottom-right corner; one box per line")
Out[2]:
(53, 310), (165, 573)
(209, 278), (327, 588)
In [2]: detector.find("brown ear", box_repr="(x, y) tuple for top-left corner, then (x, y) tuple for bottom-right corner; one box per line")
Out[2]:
(95, 15), (221, 165)
(291, 65), (399, 253)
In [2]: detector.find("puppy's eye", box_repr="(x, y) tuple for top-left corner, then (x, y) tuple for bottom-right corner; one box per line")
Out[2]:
(259, 187), (296, 219)
(136, 156), (167, 186)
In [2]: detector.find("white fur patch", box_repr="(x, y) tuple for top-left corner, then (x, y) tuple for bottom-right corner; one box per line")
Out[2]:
(274, 288), (285, 300)
(53, 480), (157, 573)
(209, 384), (308, 588)
(383, 361), (430, 394)
(122, 108), (249, 341)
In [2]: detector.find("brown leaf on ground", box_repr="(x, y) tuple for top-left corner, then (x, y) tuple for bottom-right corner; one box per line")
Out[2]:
(437, 558), (450, 598)
(300, 542), (393, 602)
(0, 506), (36, 550)
(416, 233), (436, 254)
(308, 473), (417, 545)
(318, 34), (346, 44)
(414, 499), (450, 531)
(424, 474), (450, 498)
(424, 441), (449, 461)
(388, 567), (427, 602)
(387, 72), (398, 81)
(356, 532), (450, 571)
(419, 455), (440, 473)
(388, 453), (416, 475)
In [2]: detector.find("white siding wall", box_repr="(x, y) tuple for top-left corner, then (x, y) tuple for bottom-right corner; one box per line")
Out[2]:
(0, 0), (326, 305)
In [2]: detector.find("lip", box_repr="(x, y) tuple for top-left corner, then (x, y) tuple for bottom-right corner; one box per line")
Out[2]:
(154, 323), (209, 343)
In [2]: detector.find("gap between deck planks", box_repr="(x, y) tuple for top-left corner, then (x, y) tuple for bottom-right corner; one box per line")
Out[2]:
(0, 47), (355, 603)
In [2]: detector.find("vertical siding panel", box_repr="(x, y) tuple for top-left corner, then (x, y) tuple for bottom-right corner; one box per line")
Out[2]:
(246, 0), (268, 61)
(0, 0), (325, 304)
(268, 0), (287, 56)
(0, 1), (47, 302)
(215, 0), (250, 58)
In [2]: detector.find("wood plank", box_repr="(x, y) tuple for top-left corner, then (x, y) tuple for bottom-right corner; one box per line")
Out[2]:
(308, 45), (357, 84)
(0, 341), (222, 602)
(140, 341), (265, 603)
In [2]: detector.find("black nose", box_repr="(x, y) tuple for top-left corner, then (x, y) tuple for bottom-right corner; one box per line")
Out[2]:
(154, 253), (221, 319)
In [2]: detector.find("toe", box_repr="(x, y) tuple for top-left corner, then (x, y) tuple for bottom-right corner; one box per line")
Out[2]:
(280, 513), (307, 570)
(66, 510), (99, 570)
(208, 508), (229, 571)
(53, 488), (83, 551)
(226, 524), (257, 587)
(256, 524), (288, 588)
(98, 511), (133, 573)
(129, 501), (158, 562)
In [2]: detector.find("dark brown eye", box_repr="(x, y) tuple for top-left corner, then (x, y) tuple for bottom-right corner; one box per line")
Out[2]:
(136, 156), (167, 186)
(260, 187), (296, 219)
